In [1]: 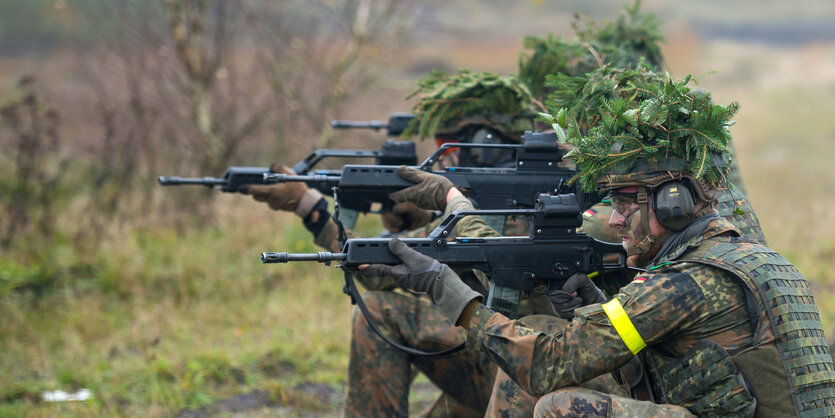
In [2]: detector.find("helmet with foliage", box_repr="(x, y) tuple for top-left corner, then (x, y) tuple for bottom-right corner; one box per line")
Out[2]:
(519, 0), (665, 102)
(545, 63), (666, 133)
(573, 0), (665, 71)
(543, 71), (736, 197)
(542, 71), (737, 254)
(518, 34), (591, 101)
(403, 70), (537, 142)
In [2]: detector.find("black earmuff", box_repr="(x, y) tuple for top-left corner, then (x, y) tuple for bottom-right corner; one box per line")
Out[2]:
(653, 181), (696, 231)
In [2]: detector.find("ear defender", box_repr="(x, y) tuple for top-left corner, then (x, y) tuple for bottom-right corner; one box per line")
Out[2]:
(653, 181), (695, 231)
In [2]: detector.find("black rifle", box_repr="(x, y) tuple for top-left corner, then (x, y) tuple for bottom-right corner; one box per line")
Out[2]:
(262, 193), (626, 319)
(157, 140), (418, 194)
(263, 131), (596, 231)
(331, 112), (415, 136)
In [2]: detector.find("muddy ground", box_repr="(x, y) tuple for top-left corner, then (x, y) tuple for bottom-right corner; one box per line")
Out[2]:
(178, 381), (441, 417)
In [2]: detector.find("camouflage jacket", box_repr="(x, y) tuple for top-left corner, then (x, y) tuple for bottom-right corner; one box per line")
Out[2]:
(464, 217), (756, 397)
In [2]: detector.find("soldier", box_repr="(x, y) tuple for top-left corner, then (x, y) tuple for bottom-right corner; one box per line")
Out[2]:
(364, 74), (835, 416)
(342, 70), (568, 417)
(244, 69), (572, 416)
(487, 27), (768, 414)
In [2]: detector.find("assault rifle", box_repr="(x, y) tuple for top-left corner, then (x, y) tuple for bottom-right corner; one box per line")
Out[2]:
(262, 193), (626, 320)
(157, 139), (417, 193)
(263, 131), (595, 231)
(331, 112), (415, 136)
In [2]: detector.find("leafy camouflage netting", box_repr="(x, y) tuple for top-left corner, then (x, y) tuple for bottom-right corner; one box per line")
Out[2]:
(574, 0), (665, 71)
(518, 0), (665, 101)
(517, 34), (591, 100)
(545, 63), (666, 133)
(403, 70), (536, 140)
(540, 72), (738, 193)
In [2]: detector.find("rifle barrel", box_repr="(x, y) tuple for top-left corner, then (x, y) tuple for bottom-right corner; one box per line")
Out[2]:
(262, 173), (342, 184)
(261, 252), (347, 264)
(330, 120), (386, 130)
(158, 176), (226, 186)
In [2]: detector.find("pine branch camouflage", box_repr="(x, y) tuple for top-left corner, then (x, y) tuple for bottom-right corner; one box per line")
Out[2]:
(545, 64), (666, 133)
(403, 70), (536, 140)
(573, 0), (665, 71)
(518, 0), (665, 101)
(543, 72), (737, 193)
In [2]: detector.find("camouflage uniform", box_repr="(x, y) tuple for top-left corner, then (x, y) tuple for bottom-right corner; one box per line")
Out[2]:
(478, 190), (766, 418)
(463, 216), (835, 416)
(485, 315), (628, 417)
(342, 195), (562, 417)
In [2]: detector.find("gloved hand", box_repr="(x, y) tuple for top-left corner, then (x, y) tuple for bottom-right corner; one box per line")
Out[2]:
(380, 202), (434, 233)
(547, 273), (606, 320)
(239, 163), (323, 217)
(388, 166), (455, 211)
(361, 238), (481, 323)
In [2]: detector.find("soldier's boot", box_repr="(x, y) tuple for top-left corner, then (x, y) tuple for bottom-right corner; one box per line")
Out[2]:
(534, 387), (694, 418)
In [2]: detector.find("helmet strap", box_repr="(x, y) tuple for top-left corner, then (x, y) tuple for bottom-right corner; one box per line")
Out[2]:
(630, 186), (656, 256)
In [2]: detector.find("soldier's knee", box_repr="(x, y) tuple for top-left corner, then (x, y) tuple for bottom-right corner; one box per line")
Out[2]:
(534, 388), (573, 417)
(352, 291), (388, 325)
(353, 291), (414, 332)
(534, 387), (607, 418)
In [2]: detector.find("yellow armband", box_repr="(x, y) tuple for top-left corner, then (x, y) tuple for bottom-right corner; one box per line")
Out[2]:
(602, 298), (646, 355)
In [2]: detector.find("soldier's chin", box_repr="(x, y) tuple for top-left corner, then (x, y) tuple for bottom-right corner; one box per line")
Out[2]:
(626, 254), (641, 267)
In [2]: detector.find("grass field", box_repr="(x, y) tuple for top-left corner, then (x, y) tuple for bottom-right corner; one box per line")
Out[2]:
(2, 3), (835, 416)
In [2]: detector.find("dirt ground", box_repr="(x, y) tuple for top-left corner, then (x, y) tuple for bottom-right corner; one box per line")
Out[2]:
(177, 381), (440, 417)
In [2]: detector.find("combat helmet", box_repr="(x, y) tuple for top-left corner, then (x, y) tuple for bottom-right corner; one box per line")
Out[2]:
(545, 71), (737, 255)
(404, 69), (537, 142)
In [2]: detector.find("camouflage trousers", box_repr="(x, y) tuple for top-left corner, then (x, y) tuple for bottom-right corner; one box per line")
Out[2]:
(485, 315), (628, 417)
(533, 387), (695, 417)
(343, 290), (496, 417)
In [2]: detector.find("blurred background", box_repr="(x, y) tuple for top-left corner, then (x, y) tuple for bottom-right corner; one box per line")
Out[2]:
(1, 0), (834, 415)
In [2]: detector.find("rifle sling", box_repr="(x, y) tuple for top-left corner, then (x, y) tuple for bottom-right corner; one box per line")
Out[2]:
(342, 270), (466, 357)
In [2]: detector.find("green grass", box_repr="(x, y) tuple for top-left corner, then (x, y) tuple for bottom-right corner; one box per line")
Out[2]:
(0, 200), (383, 416)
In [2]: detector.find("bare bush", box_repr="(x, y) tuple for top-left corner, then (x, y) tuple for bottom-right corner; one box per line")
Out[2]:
(0, 77), (68, 250)
(241, 0), (427, 157)
(54, 0), (431, 234)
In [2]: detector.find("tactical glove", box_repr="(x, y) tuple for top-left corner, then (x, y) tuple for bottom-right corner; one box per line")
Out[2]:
(547, 273), (606, 320)
(380, 202), (434, 233)
(240, 163), (323, 217)
(388, 166), (455, 211)
(362, 238), (481, 323)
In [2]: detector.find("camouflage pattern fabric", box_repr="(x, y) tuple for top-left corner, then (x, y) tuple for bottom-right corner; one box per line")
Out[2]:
(485, 315), (627, 417)
(343, 291), (495, 417)
(465, 218), (758, 405)
(716, 187), (767, 245)
(534, 387), (694, 417)
(343, 206), (552, 417)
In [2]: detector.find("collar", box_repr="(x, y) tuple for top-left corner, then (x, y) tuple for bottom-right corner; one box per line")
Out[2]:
(648, 215), (740, 268)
